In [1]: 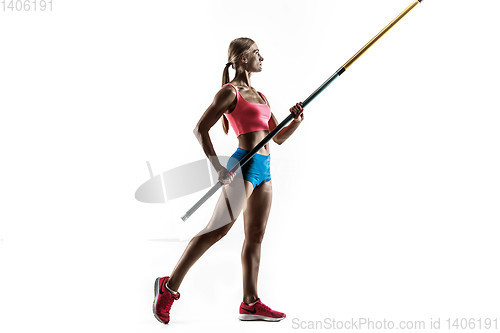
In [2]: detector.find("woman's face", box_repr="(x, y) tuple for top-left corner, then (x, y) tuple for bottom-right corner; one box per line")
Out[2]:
(244, 43), (264, 72)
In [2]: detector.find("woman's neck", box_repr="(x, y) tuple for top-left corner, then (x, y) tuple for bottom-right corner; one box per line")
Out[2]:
(232, 70), (253, 88)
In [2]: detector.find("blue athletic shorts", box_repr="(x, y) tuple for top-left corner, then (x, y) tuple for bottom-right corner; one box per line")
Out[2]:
(226, 148), (271, 188)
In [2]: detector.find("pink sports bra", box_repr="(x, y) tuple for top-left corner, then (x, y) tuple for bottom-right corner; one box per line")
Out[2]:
(222, 83), (271, 137)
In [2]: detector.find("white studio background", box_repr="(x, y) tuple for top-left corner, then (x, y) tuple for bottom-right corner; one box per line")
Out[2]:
(1, 0), (499, 332)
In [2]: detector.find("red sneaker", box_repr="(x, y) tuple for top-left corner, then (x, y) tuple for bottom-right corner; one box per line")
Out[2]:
(239, 298), (286, 321)
(153, 276), (180, 324)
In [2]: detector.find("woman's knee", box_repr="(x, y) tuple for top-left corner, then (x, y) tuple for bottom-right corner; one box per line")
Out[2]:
(245, 228), (266, 244)
(202, 222), (234, 243)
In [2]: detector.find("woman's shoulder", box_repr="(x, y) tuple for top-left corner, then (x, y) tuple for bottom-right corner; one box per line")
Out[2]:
(222, 82), (240, 92)
(220, 82), (238, 96)
(218, 83), (239, 101)
(214, 83), (238, 111)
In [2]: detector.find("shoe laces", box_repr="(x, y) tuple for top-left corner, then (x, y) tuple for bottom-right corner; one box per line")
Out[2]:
(257, 300), (272, 313)
(161, 291), (180, 313)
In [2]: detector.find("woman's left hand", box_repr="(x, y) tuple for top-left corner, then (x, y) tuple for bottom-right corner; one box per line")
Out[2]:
(290, 102), (304, 123)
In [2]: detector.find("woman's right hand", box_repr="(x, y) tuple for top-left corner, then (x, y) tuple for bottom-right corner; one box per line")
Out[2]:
(218, 167), (236, 184)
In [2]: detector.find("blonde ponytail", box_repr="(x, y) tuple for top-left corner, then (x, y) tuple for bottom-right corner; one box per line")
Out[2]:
(221, 62), (233, 135)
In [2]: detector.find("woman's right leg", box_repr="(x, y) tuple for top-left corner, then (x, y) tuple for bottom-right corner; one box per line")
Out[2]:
(167, 177), (254, 291)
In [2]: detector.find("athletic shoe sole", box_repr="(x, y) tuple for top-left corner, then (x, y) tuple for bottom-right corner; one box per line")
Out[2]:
(239, 314), (286, 322)
(152, 277), (168, 324)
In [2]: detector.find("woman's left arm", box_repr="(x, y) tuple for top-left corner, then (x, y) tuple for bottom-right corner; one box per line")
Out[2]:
(269, 102), (304, 145)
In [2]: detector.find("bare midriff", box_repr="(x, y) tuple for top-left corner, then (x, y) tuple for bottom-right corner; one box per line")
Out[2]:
(237, 130), (270, 156)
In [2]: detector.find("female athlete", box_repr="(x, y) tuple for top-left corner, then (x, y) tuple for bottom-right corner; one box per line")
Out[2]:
(153, 37), (304, 324)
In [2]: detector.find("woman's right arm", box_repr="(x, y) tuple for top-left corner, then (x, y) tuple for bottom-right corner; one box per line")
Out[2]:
(193, 85), (236, 175)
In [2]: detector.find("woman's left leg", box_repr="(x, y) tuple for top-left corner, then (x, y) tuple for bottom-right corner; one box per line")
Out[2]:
(241, 180), (273, 304)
